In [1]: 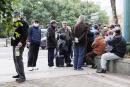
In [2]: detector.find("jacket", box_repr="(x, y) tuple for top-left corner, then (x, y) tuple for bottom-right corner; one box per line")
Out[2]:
(92, 36), (106, 55)
(28, 26), (41, 45)
(58, 28), (72, 41)
(73, 22), (88, 47)
(47, 25), (57, 49)
(11, 20), (29, 47)
(108, 35), (127, 57)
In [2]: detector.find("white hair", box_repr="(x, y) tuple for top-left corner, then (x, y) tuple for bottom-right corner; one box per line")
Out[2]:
(76, 15), (85, 24)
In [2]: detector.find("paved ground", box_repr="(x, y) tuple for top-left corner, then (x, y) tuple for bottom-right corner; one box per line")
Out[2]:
(0, 46), (130, 87)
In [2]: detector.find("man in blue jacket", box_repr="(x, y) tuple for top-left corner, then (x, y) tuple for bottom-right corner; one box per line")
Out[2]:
(27, 20), (41, 71)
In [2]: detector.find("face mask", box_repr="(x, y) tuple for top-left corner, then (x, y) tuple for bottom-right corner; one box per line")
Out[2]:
(34, 23), (39, 27)
(13, 18), (20, 22)
(52, 24), (57, 27)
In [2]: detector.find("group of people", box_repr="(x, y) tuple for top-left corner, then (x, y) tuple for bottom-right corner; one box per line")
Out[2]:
(11, 13), (127, 83)
(47, 15), (127, 73)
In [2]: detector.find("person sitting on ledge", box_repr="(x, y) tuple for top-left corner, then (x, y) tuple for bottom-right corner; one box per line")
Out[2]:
(86, 32), (106, 69)
(97, 29), (127, 73)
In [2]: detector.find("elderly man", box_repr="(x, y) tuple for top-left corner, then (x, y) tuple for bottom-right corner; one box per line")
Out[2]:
(57, 21), (73, 67)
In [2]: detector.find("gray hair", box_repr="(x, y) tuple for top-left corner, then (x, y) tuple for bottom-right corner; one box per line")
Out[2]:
(76, 15), (85, 24)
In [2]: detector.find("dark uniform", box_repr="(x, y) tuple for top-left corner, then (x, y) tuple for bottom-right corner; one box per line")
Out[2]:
(11, 19), (29, 82)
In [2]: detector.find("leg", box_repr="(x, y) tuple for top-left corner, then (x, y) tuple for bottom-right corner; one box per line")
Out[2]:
(77, 47), (85, 69)
(32, 44), (40, 67)
(101, 53), (120, 69)
(48, 48), (55, 67)
(86, 51), (97, 68)
(13, 46), (19, 74)
(15, 47), (26, 80)
(27, 43), (35, 67)
(74, 47), (78, 69)
(65, 51), (73, 67)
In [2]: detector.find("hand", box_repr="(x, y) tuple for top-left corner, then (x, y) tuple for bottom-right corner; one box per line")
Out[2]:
(74, 37), (79, 43)
(18, 42), (22, 47)
(27, 42), (30, 45)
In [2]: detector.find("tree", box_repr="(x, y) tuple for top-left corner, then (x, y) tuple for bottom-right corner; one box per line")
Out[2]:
(0, 0), (18, 37)
(2, 0), (109, 30)
(98, 11), (109, 25)
(110, 0), (118, 24)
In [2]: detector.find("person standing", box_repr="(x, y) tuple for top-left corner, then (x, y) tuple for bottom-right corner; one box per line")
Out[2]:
(27, 20), (41, 71)
(58, 21), (73, 67)
(11, 12), (29, 83)
(47, 20), (57, 68)
(73, 16), (88, 70)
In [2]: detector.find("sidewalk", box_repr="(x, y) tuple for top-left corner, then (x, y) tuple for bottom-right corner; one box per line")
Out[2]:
(0, 68), (130, 87)
(0, 47), (130, 87)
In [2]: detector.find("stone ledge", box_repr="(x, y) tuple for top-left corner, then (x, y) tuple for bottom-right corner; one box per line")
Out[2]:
(95, 56), (130, 75)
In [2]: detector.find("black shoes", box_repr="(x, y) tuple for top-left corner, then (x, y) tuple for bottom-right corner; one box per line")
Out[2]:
(16, 78), (26, 83)
(12, 75), (19, 78)
(66, 64), (73, 67)
(74, 68), (84, 71)
(96, 69), (106, 73)
(13, 75), (26, 83)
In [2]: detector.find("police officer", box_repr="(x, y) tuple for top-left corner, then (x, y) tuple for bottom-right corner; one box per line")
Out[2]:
(11, 12), (29, 83)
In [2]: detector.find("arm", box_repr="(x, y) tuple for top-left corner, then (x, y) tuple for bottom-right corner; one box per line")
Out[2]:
(108, 37), (120, 46)
(47, 28), (56, 42)
(27, 27), (32, 42)
(20, 21), (29, 43)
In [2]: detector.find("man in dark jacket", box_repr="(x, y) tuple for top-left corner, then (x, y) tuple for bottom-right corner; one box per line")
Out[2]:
(47, 20), (57, 67)
(11, 12), (29, 83)
(27, 20), (41, 71)
(97, 29), (127, 73)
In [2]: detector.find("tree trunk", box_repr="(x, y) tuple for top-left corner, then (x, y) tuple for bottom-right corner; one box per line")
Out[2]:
(110, 0), (118, 24)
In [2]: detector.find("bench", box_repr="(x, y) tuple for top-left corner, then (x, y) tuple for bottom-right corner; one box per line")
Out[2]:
(95, 56), (130, 75)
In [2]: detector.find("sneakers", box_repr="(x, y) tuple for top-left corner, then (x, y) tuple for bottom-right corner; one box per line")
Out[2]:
(96, 69), (107, 73)
(28, 67), (39, 71)
(33, 67), (39, 70)
(16, 78), (26, 83)
(28, 67), (34, 71)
